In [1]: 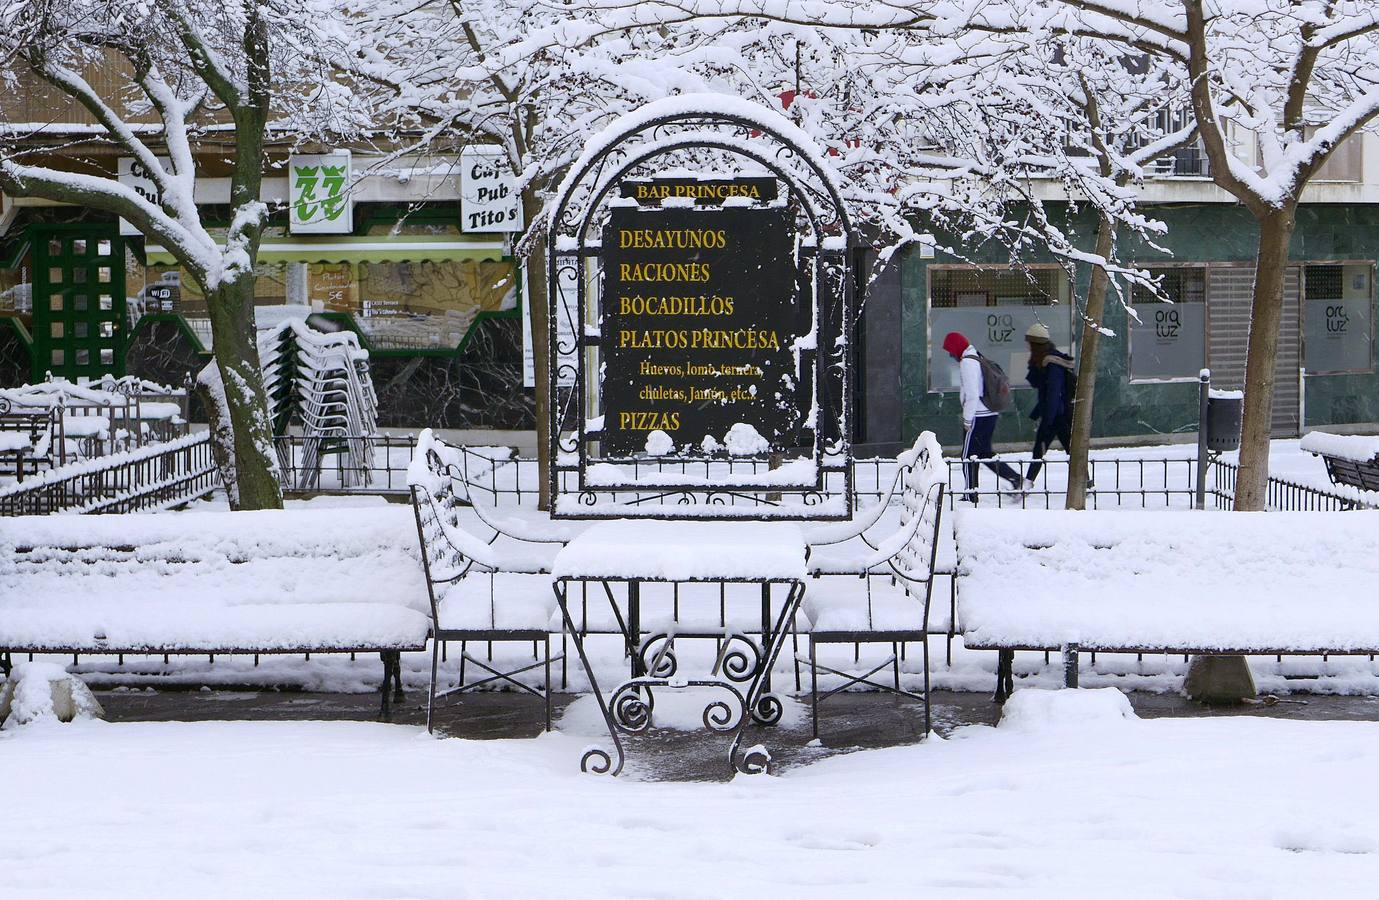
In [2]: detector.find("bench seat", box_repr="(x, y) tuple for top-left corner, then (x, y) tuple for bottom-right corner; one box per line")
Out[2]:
(805, 576), (952, 635)
(0, 602), (429, 653)
(956, 509), (1379, 654)
(0, 508), (432, 711)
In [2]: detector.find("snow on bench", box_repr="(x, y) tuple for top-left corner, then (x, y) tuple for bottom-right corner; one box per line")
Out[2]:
(955, 509), (1379, 655)
(0, 507), (431, 710)
(1300, 431), (1379, 496)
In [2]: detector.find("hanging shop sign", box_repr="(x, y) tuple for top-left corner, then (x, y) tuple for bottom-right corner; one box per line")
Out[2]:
(117, 156), (173, 237)
(460, 146), (522, 233)
(598, 202), (803, 456)
(289, 152), (353, 234)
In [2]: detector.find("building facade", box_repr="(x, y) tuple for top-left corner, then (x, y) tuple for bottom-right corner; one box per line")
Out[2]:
(859, 138), (1379, 450)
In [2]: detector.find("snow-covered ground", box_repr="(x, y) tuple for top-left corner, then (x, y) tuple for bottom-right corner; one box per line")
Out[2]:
(5, 690), (1379, 898)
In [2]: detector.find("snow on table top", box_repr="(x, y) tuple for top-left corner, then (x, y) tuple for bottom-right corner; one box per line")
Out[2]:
(1300, 431), (1379, 464)
(552, 520), (805, 580)
(956, 509), (1379, 652)
(0, 507), (430, 650)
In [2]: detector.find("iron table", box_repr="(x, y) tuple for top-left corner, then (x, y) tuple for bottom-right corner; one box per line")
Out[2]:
(552, 520), (807, 776)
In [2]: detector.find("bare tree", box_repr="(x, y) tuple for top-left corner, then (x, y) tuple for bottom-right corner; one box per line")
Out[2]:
(0, 0), (368, 509)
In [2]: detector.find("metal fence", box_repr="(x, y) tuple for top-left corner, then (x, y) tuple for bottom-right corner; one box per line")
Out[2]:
(269, 432), (1378, 514)
(943, 456), (1203, 510)
(0, 432), (218, 516)
(1211, 457), (1379, 511)
(273, 434), (419, 496)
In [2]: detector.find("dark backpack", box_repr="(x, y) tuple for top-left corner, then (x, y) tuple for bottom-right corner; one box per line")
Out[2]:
(977, 353), (1013, 412)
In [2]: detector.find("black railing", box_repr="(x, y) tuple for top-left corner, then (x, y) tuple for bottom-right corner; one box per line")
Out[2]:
(266, 433), (1379, 514)
(273, 433), (420, 496)
(943, 455), (1203, 510)
(0, 432), (218, 516)
(1211, 458), (1379, 511)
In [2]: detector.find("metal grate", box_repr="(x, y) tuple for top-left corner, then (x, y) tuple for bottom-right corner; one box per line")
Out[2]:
(1304, 264), (1343, 301)
(1132, 267), (1205, 304)
(930, 267), (1066, 309)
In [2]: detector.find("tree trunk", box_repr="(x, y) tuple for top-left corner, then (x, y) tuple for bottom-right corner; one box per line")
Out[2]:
(205, 271), (283, 510)
(1233, 204), (1298, 511)
(522, 187), (553, 511)
(1065, 211), (1116, 510)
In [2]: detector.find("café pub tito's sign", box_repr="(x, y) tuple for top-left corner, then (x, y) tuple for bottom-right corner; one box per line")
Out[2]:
(598, 178), (803, 456)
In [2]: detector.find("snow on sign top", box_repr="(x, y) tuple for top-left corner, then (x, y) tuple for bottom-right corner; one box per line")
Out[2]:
(549, 93), (847, 226)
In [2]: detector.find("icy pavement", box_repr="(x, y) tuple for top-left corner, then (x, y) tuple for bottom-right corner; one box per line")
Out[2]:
(5, 691), (1379, 897)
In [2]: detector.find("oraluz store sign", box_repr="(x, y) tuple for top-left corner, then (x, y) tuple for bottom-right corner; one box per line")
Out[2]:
(545, 106), (854, 517)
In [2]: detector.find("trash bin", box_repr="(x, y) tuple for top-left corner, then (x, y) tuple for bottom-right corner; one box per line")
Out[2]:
(1206, 389), (1243, 452)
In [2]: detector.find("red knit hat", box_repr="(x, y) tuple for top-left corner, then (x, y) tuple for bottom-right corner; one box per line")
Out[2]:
(942, 332), (970, 359)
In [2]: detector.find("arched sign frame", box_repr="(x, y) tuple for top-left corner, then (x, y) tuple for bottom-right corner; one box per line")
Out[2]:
(546, 110), (855, 519)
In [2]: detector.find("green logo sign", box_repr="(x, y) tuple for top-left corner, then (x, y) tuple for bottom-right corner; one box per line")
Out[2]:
(289, 153), (352, 233)
(294, 164), (347, 221)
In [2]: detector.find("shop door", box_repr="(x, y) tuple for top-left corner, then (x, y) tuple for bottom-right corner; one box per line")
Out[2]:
(1206, 264), (1300, 436)
(31, 227), (125, 383)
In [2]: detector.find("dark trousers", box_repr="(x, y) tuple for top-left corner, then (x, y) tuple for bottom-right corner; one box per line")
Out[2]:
(1026, 420), (1072, 481)
(962, 415), (1021, 493)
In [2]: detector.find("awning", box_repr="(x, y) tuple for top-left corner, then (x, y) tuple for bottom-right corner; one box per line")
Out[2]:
(144, 235), (508, 266)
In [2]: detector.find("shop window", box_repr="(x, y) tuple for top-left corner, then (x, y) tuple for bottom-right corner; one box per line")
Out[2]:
(307, 262), (358, 313)
(1128, 267), (1207, 381)
(141, 260), (288, 342)
(0, 254), (32, 317)
(357, 259), (517, 350)
(1304, 263), (1373, 374)
(927, 266), (1072, 391)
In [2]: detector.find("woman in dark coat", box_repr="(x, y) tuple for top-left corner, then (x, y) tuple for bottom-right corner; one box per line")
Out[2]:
(1023, 323), (1076, 486)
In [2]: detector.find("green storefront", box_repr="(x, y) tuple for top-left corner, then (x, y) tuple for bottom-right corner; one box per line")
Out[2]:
(897, 204), (1379, 448)
(0, 205), (534, 428)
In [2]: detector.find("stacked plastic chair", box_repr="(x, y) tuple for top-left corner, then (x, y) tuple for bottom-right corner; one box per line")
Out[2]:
(257, 319), (379, 491)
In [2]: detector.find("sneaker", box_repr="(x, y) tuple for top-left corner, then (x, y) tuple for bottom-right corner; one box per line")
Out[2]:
(960, 492), (978, 504)
(1006, 477), (1028, 495)
(1024, 477), (1037, 491)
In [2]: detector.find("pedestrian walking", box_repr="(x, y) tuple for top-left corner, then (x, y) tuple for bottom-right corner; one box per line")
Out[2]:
(942, 331), (1023, 503)
(1022, 323), (1076, 487)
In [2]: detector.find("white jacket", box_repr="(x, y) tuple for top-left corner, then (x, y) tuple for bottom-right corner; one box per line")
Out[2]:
(959, 346), (995, 423)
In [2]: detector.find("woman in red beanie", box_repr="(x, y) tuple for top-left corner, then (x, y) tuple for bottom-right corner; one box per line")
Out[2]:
(943, 331), (1022, 502)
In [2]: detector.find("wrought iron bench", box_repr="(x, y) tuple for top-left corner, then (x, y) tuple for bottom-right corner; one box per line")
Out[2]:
(0, 397), (59, 481)
(1301, 432), (1379, 498)
(408, 429), (565, 732)
(0, 507), (431, 715)
(798, 431), (947, 736)
(955, 508), (1379, 701)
